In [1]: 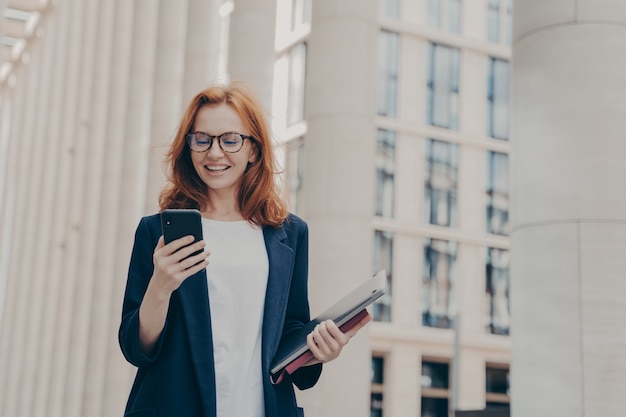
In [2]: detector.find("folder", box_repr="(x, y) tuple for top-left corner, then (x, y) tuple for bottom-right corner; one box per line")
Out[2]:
(270, 270), (387, 383)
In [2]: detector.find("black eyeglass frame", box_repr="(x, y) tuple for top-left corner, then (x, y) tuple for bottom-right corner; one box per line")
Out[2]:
(185, 131), (255, 154)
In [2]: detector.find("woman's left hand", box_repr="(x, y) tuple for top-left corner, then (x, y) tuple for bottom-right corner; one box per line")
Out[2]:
(305, 312), (372, 365)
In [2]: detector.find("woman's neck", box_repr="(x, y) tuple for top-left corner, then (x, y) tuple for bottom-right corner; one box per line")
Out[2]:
(201, 194), (244, 221)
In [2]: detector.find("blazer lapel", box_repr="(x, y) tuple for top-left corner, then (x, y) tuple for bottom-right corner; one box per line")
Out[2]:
(261, 224), (294, 367)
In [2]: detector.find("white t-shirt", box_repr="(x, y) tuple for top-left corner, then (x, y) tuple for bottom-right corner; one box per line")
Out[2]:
(202, 218), (269, 417)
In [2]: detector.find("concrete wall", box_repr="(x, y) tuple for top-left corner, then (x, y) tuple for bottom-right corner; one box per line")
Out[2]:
(511, 1), (626, 416)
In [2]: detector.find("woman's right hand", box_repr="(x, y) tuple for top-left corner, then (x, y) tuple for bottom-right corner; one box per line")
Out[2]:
(138, 235), (210, 353)
(150, 235), (211, 295)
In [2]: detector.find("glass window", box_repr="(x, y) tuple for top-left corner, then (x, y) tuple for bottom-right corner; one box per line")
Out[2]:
(487, 0), (513, 44)
(425, 139), (458, 227)
(448, 0), (462, 33)
(487, 57), (509, 140)
(291, 0), (312, 30)
(427, 43), (460, 130)
(486, 365), (510, 409)
(428, 0), (442, 28)
(422, 239), (457, 329)
(375, 129), (396, 218)
(486, 248), (510, 335)
(377, 30), (399, 118)
(371, 356), (385, 416)
(372, 356), (385, 384)
(486, 151), (509, 235)
(371, 393), (383, 417)
(421, 398), (448, 417)
(287, 43), (307, 126)
(421, 361), (449, 388)
(373, 230), (393, 322)
(487, 0), (500, 42)
(504, 0), (513, 45)
(428, 0), (462, 33)
(285, 137), (304, 213)
(382, 0), (400, 18)
(486, 366), (510, 395)
(421, 361), (450, 417)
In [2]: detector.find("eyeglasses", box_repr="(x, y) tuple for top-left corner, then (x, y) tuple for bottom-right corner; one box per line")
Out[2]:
(186, 132), (254, 153)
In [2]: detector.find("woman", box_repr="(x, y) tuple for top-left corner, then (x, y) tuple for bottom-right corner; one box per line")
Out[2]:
(118, 82), (371, 417)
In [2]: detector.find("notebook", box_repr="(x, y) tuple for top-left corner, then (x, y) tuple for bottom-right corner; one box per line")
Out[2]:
(270, 270), (387, 381)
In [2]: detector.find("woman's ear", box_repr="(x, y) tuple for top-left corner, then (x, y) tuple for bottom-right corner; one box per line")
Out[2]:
(248, 143), (259, 164)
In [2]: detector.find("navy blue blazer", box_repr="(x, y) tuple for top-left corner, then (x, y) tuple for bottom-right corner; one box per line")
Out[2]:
(119, 213), (322, 417)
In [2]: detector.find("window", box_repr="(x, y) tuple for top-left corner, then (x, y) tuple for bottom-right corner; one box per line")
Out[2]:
(486, 151), (509, 235)
(425, 139), (458, 227)
(428, 0), (462, 33)
(427, 43), (460, 130)
(486, 248), (510, 335)
(373, 230), (393, 322)
(487, 57), (509, 140)
(285, 137), (304, 213)
(377, 30), (399, 118)
(371, 356), (385, 417)
(375, 129), (396, 218)
(487, 0), (512, 44)
(290, 0), (312, 31)
(287, 43), (307, 125)
(423, 239), (457, 329)
(486, 365), (510, 407)
(381, 0), (400, 18)
(421, 360), (450, 417)
(487, 0), (500, 42)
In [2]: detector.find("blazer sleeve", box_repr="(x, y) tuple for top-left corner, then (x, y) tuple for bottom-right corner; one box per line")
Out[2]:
(281, 217), (323, 389)
(118, 216), (169, 368)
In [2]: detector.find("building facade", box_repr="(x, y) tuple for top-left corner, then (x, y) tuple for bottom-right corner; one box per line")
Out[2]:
(0, 0), (512, 416)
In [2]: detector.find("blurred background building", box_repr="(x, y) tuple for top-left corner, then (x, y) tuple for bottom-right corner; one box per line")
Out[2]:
(0, 0), (519, 416)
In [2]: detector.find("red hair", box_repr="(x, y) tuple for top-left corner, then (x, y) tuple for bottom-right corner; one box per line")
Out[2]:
(159, 82), (288, 227)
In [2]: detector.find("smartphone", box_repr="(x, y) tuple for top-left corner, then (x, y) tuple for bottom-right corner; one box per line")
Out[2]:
(160, 209), (204, 261)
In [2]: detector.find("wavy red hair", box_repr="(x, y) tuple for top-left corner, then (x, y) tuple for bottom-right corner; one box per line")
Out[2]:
(159, 82), (288, 227)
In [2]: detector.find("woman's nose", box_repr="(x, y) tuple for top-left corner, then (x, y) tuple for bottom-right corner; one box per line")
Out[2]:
(206, 140), (225, 157)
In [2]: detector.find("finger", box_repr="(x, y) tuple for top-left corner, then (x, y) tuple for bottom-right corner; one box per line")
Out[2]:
(183, 248), (211, 269)
(317, 322), (344, 350)
(324, 320), (350, 344)
(181, 257), (210, 276)
(161, 235), (196, 256)
(307, 332), (324, 360)
(177, 249), (210, 273)
(307, 330), (336, 362)
(343, 313), (373, 338)
(173, 240), (207, 264)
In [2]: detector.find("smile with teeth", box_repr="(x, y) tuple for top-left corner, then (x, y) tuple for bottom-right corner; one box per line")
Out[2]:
(205, 165), (230, 172)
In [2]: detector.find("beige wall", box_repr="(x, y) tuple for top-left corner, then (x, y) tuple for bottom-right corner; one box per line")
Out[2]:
(511, 1), (626, 416)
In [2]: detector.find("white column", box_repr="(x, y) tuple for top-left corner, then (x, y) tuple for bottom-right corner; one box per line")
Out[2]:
(97, 0), (157, 415)
(387, 345), (419, 417)
(21, 5), (73, 416)
(296, 0), (378, 415)
(0, 41), (33, 417)
(43, 0), (96, 415)
(76, 1), (118, 417)
(511, 1), (626, 416)
(18, 5), (66, 417)
(228, 0), (277, 107)
(182, 0), (221, 103)
(144, 0), (189, 215)
(1, 4), (62, 416)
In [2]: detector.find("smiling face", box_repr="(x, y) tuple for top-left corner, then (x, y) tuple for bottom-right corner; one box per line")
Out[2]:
(190, 103), (257, 201)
